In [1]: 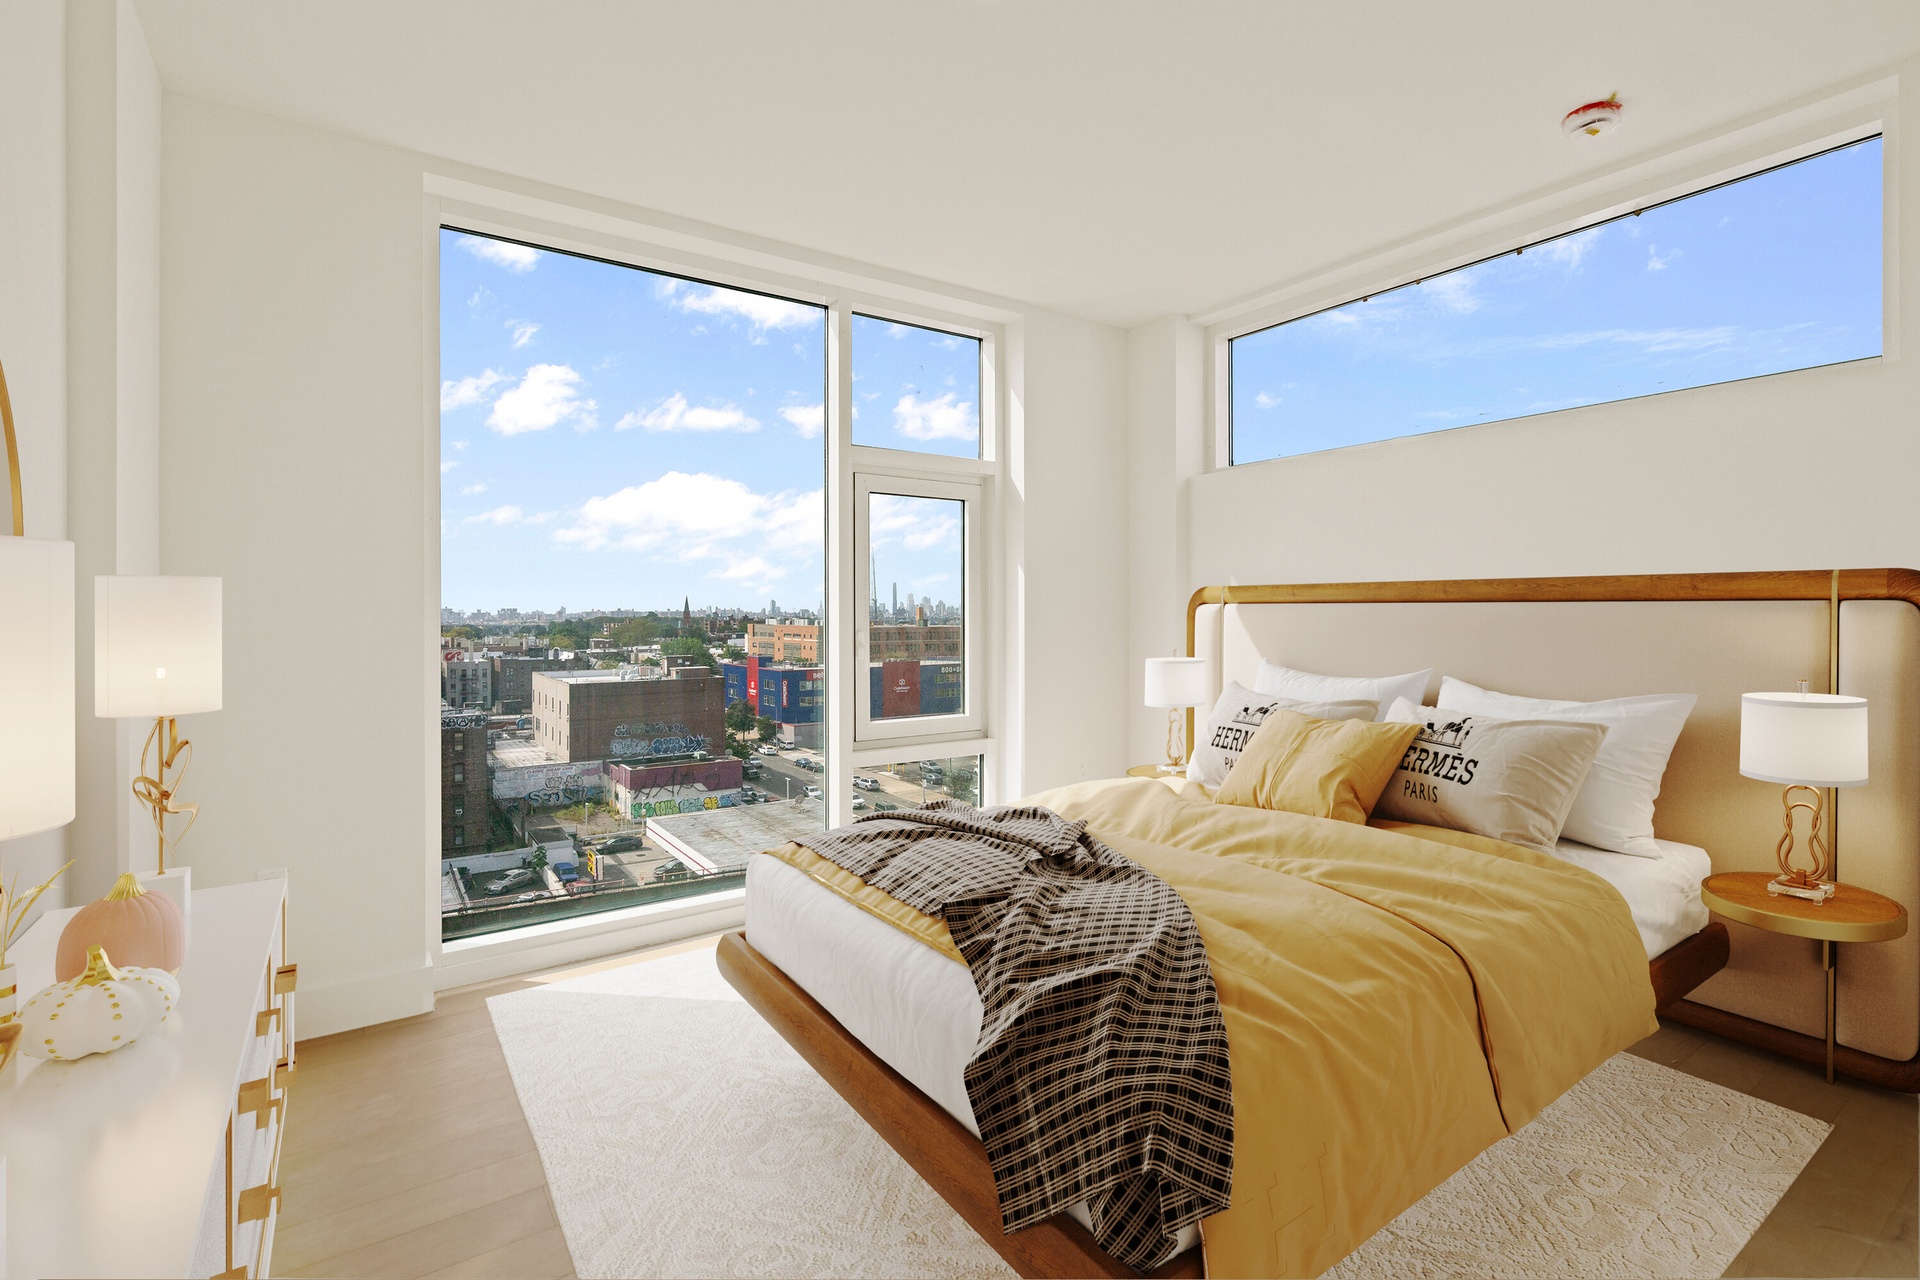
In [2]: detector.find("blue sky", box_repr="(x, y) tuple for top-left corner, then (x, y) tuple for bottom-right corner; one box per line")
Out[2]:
(441, 233), (973, 615)
(1231, 137), (1883, 464)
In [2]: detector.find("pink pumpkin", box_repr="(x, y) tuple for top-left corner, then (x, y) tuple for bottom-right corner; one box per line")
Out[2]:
(55, 873), (186, 980)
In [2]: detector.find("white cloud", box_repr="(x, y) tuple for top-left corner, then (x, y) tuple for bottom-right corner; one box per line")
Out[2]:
(715, 556), (784, 582)
(1254, 392), (1282, 409)
(441, 459), (458, 473)
(871, 493), (959, 553)
(555, 472), (822, 569)
(465, 505), (554, 526)
(614, 392), (759, 433)
(1539, 226), (1604, 269)
(508, 320), (540, 348)
(779, 404), (824, 439)
(1647, 244), (1683, 272)
(459, 235), (540, 273)
(440, 369), (505, 411)
(1419, 273), (1479, 314)
(488, 364), (598, 435)
(460, 482), (490, 496)
(892, 392), (976, 442)
(675, 285), (817, 333)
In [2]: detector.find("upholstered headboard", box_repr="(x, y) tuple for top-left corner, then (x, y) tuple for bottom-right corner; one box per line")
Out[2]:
(1186, 571), (1920, 1076)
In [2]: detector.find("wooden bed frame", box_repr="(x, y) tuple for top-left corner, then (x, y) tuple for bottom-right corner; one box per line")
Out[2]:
(717, 570), (1920, 1278)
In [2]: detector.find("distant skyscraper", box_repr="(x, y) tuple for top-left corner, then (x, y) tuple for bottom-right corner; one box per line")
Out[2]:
(891, 582), (899, 616)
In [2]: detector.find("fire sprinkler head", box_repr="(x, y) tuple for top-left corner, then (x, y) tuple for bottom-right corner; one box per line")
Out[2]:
(1563, 93), (1624, 138)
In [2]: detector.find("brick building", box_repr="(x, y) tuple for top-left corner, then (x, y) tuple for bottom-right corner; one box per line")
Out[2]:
(491, 652), (589, 714)
(441, 655), (492, 709)
(441, 709), (491, 854)
(530, 667), (725, 764)
(745, 621), (961, 662)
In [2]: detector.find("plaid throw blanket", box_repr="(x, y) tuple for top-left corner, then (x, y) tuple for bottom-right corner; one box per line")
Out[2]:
(807, 801), (1233, 1269)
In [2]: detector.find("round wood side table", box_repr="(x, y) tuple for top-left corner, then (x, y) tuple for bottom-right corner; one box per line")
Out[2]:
(1126, 764), (1186, 779)
(1700, 871), (1907, 1082)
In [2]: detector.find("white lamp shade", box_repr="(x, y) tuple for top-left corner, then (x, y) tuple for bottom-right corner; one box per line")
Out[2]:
(0, 537), (76, 840)
(1740, 691), (1868, 788)
(96, 576), (223, 718)
(1144, 657), (1210, 709)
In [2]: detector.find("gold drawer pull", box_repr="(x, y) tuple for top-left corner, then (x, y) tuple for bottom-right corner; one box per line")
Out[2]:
(237, 1180), (280, 1223)
(273, 963), (298, 995)
(274, 1058), (295, 1090)
(254, 1007), (279, 1037)
(211, 1267), (248, 1279)
(238, 1077), (271, 1120)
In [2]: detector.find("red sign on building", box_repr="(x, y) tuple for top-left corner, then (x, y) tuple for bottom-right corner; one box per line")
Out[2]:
(746, 655), (760, 708)
(882, 660), (920, 718)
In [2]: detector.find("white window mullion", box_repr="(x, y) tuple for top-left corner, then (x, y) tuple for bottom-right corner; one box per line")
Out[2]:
(824, 302), (857, 830)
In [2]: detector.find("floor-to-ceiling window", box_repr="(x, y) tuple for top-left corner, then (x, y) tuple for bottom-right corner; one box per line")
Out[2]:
(438, 229), (827, 939)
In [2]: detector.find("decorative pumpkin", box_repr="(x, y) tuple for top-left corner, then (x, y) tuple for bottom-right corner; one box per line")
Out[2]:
(55, 872), (186, 980)
(20, 945), (178, 1061)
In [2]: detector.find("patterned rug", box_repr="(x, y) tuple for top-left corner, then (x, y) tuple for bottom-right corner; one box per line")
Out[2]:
(489, 944), (1827, 1279)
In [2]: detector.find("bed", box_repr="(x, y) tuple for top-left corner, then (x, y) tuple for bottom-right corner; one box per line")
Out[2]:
(718, 569), (1920, 1278)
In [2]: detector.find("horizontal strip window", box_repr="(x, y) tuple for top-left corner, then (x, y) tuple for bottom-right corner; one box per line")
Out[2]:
(1229, 136), (1883, 466)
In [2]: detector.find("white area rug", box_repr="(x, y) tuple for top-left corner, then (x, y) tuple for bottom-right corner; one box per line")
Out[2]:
(490, 946), (1828, 1279)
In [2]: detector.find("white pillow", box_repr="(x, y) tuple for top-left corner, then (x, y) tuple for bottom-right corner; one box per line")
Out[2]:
(1186, 682), (1379, 788)
(1373, 698), (1609, 852)
(1437, 677), (1696, 859)
(1254, 661), (1432, 722)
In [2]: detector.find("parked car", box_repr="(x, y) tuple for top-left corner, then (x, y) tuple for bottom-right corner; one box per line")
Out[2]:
(482, 868), (536, 895)
(758, 744), (781, 756)
(651, 859), (690, 883)
(850, 795), (866, 810)
(853, 776), (880, 791)
(598, 834), (644, 854)
(804, 785), (822, 799)
(553, 862), (580, 883)
(513, 891), (545, 903)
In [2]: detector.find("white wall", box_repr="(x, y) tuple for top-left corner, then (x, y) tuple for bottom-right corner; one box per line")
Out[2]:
(1132, 67), (1920, 672)
(160, 94), (435, 1035)
(157, 94), (1132, 1035)
(0, 1), (73, 916)
(1014, 311), (1131, 793)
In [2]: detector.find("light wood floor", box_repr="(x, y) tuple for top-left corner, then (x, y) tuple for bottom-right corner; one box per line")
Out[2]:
(276, 940), (1918, 1279)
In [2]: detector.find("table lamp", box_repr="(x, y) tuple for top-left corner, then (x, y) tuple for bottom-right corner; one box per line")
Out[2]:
(1739, 683), (1868, 902)
(0, 356), (76, 846)
(96, 575), (222, 916)
(1144, 656), (1209, 772)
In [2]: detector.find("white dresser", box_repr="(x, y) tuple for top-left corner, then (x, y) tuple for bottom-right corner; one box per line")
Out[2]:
(0, 878), (296, 1279)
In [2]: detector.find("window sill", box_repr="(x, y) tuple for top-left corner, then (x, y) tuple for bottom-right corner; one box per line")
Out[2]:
(434, 884), (745, 991)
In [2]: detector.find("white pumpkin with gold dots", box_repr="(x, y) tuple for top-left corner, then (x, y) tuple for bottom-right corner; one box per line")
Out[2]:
(19, 944), (178, 1061)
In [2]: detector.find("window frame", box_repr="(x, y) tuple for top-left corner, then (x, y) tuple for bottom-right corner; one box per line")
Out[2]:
(1201, 109), (1894, 472)
(426, 189), (1019, 970)
(851, 471), (985, 745)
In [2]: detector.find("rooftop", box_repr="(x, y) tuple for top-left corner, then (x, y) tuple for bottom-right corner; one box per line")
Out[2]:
(646, 797), (826, 873)
(489, 733), (562, 770)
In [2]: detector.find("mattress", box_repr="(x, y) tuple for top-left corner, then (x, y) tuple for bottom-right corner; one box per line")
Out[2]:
(1544, 835), (1712, 960)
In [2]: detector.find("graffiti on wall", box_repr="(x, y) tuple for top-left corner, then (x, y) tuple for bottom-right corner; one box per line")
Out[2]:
(441, 710), (488, 730)
(630, 793), (737, 819)
(609, 721), (711, 760)
(494, 759), (606, 803)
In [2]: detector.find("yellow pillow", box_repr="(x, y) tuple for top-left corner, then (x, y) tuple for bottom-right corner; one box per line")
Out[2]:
(1213, 708), (1420, 823)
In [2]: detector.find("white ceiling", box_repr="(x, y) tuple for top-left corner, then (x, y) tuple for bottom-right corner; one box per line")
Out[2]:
(134, 1), (1920, 328)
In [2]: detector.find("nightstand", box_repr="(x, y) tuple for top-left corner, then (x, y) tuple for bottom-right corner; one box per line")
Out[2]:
(1127, 764), (1187, 779)
(1701, 871), (1907, 1082)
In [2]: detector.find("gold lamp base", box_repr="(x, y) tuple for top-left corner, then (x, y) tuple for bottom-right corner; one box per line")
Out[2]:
(1767, 784), (1834, 903)
(132, 715), (198, 875)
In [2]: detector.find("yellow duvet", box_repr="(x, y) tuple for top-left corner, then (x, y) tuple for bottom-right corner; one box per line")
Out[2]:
(766, 777), (1655, 1278)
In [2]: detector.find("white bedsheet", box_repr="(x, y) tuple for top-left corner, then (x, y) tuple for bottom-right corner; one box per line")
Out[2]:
(1543, 835), (1712, 959)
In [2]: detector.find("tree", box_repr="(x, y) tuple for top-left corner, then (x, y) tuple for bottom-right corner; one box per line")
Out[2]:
(529, 849), (549, 872)
(661, 636), (717, 671)
(607, 617), (658, 647)
(726, 699), (756, 732)
(755, 716), (777, 741)
(722, 644), (747, 662)
(443, 625), (482, 643)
